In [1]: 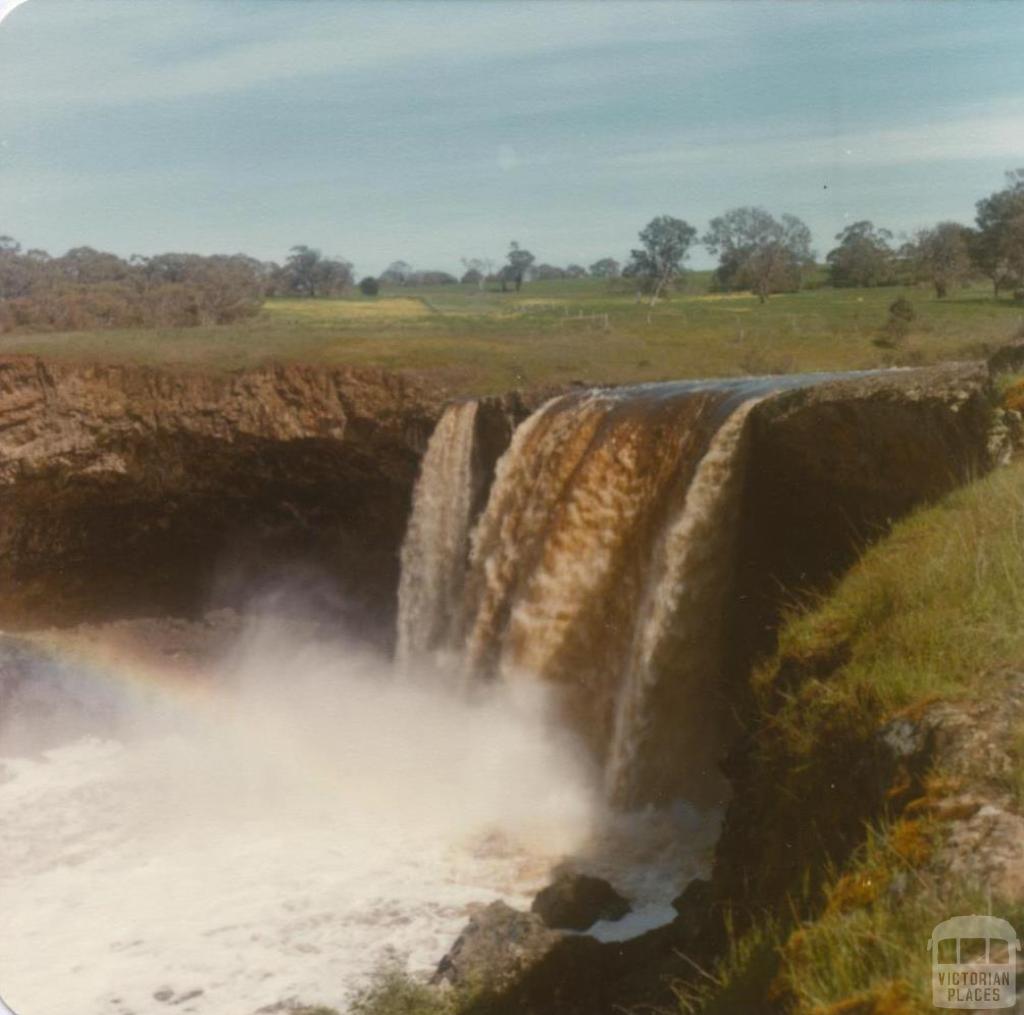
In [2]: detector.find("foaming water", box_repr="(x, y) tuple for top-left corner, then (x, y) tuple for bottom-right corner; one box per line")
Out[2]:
(0, 617), (716, 1014)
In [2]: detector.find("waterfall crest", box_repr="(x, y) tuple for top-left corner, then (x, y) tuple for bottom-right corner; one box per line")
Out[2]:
(395, 399), (480, 667)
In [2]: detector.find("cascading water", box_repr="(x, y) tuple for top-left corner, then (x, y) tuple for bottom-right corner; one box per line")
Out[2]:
(603, 396), (761, 805)
(400, 379), (785, 805)
(395, 399), (480, 667)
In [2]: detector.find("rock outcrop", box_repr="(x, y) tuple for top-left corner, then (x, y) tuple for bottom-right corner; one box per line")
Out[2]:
(734, 362), (996, 661)
(0, 358), (550, 636)
(0, 357), (446, 634)
(531, 873), (631, 931)
(432, 901), (562, 990)
(894, 670), (1024, 901)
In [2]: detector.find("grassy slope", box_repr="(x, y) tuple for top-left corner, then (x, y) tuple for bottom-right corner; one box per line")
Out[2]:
(689, 455), (1024, 1014)
(1, 276), (1021, 394)
(766, 457), (1024, 728)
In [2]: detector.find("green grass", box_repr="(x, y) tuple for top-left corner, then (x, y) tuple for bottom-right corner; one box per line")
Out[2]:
(773, 821), (1023, 1015)
(674, 913), (787, 1015)
(345, 963), (491, 1015)
(1, 277), (1021, 394)
(677, 842), (1023, 1015)
(725, 461), (1024, 908)
(348, 969), (456, 1015)
(682, 458), (1024, 1013)
(764, 458), (1024, 724)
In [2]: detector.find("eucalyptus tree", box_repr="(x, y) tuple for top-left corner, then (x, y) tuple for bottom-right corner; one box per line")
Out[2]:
(502, 241), (535, 292)
(625, 215), (698, 305)
(974, 169), (1024, 296)
(589, 257), (621, 279)
(703, 207), (814, 302)
(912, 222), (973, 298)
(826, 221), (897, 288)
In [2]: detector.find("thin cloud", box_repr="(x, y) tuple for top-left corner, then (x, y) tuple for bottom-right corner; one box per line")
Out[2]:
(612, 101), (1024, 173)
(0, 1), (725, 111)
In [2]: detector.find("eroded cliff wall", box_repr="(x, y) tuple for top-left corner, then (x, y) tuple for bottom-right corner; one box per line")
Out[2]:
(0, 357), (447, 635)
(0, 357), (997, 657)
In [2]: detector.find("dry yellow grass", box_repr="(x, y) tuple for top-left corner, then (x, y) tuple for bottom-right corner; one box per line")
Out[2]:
(265, 297), (432, 320)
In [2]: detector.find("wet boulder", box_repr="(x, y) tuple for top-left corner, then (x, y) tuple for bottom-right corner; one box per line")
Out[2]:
(432, 900), (561, 989)
(531, 873), (631, 931)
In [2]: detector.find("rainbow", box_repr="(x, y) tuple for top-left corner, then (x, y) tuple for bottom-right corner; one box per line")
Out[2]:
(2, 627), (220, 716)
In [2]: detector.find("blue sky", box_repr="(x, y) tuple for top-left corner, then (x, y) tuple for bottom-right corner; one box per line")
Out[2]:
(1, 0), (1023, 275)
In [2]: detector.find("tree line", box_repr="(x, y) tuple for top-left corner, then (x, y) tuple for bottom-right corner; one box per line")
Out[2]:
(611, 169), (1024, 305)
(459, 169), (1024, 305)
(2, 169), (1022, 333)
(0, 241), (369, 333)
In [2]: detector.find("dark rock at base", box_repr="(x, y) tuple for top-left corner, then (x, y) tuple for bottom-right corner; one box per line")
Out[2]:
(469, 919), (697, 1015)
(670, 878), (719, 956)
(432, 900), (562, 989)
(431, 892), (726, 1014)
(671, 877), (713, 918)
(531, 873), (632, 931)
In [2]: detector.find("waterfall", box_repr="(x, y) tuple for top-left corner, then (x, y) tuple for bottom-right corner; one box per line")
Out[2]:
(397, 380), (779, 804)
(603, 397), (761, 805)
(395, 399), (479, 667)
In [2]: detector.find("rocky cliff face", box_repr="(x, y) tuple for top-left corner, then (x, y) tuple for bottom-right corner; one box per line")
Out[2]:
(734, 362), (996, 660)
(0, 357), (448, 636)
(0, 357), (997, 645)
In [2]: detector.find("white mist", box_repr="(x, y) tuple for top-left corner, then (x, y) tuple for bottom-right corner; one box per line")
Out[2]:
(0, 615), (713, 1014)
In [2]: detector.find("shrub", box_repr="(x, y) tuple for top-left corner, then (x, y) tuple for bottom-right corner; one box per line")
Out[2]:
(0, 241), (265, 331)
(359, 276), (380, 296)
(349, 968), (456, 1015)
(875, 297), (915, 348)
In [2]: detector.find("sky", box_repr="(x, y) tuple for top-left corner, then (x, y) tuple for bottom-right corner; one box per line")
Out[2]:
(0, 0), (1023, 276)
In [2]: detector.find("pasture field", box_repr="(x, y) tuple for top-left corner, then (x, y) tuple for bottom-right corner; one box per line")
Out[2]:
(2, 275), (1021, 394)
